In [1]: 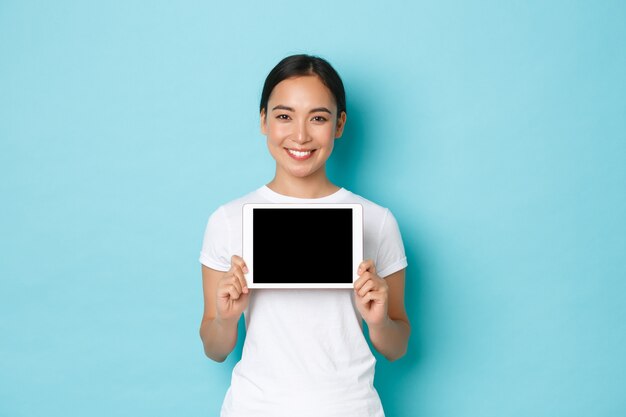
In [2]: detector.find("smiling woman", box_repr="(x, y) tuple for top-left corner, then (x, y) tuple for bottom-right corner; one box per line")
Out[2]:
(198, 54), (409, 417)
(261, 75), (346, 190)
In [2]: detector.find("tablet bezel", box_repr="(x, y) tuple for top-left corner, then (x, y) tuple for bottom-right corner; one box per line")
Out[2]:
(242, 203), (363, 289)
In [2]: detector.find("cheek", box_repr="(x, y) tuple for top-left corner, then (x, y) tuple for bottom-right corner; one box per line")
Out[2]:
(317, 124), (337, 142)
(266, 122), (291, 142)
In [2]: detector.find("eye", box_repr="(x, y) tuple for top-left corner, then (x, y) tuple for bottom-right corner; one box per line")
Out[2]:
(311, 116), (328, 123)
(276, 114), (291, 120)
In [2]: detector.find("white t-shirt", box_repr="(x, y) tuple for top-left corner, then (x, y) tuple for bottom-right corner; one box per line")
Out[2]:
(200, 186), (407, 417)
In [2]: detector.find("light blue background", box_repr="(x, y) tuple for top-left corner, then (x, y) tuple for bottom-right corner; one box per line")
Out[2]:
(1, 1), (625, 416)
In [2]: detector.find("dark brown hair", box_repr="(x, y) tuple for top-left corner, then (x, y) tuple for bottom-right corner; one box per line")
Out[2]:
(259, 54), (346, 118)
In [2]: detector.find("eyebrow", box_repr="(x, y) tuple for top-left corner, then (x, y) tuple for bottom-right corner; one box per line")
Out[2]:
(271, 105), (333, 114)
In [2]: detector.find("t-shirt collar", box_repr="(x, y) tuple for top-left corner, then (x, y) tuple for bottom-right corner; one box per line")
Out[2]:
(258, 185), (350, 204)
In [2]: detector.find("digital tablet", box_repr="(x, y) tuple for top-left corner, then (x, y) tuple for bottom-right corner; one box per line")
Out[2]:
(242, 203), (363, 289)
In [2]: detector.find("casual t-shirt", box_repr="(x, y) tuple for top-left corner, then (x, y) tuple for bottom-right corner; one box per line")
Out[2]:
(200, 185), (407, 417)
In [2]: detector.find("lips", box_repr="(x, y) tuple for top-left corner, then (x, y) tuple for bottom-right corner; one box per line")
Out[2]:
(286, 148), (315, 160)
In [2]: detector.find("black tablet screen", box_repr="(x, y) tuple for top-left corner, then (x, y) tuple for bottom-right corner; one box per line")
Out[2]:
(252, 208), (353, 284)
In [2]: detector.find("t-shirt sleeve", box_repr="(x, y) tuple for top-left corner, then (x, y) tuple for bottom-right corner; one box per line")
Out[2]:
(375, 209), (408, 278)
(199, 206), (232, 272)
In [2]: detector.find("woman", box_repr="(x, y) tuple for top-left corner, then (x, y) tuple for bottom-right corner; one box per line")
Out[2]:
(199, 54), (409, 417)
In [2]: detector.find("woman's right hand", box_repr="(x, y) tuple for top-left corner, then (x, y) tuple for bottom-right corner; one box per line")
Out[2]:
(215, 255), (250, 322)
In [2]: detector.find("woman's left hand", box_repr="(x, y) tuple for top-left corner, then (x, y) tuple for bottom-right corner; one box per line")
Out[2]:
(354, 259), (389, 327)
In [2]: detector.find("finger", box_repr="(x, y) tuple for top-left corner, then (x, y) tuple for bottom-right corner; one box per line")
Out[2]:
(357, 279), (376, 298)
(232, 267), (250, 292)
(232, 269), (249, 294)
(231, 266), (244, 282)
(217, 280), (239, 300)
(228, 265), (243, 285)
(231, 255), (249, 274)
(354, 291), (375, 308)
(362, 291), (374, 304)
(357, 259), (376, 276)
(229, 275), (243, 295)
(363, 291), (386, 304)
(219, 269), (241, 289)
(353, 273), (369, 292)
(354, 270), (376, 291)
(227, 284), (242, 300)
(370, 290), (389, 304)
(217, 283), (232, 299)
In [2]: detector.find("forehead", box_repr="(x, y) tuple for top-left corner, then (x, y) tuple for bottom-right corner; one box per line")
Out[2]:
(268, 75), (336, 108)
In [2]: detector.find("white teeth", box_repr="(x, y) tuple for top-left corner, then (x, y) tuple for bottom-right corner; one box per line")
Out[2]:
(288, 149), (312, 157)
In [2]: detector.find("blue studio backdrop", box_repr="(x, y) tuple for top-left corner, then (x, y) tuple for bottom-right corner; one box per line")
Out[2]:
(1, 1), (625, 416)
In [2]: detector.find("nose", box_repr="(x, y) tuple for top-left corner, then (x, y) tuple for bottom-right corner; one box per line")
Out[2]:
(292, 120), (311, 144)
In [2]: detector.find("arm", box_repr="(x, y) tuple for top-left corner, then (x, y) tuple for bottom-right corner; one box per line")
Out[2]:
(354, 262), (410, 361)
(199, 256), (250, 362)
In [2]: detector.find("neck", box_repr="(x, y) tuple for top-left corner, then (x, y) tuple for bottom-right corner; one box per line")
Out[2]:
(267, 167), (340, 199)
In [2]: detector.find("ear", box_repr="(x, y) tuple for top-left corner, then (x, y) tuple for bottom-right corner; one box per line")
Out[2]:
(260, 108), (267, 135)
(334, 111), (347, 139)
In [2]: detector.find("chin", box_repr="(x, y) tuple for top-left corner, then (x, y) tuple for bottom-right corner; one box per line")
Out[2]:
(286, 164), (325, 178)
(287, 169), (316, 178)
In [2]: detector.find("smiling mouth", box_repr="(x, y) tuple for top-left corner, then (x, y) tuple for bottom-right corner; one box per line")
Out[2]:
(286, 148), (315, 160)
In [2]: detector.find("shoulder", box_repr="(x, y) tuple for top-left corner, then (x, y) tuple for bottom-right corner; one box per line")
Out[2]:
(342, 189), (406, 276)
(209, 187), (267, 221)
(341, 190), (393, 224)
(200, 188), (265, 269)
(341, 189), (402, 243)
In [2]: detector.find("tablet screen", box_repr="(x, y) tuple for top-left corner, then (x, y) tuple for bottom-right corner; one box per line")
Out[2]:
(243, 204), (363, 288)
(253, 208), (353, 284)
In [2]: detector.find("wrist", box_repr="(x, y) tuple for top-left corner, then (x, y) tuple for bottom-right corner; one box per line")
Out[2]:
(367, 315), (393, 332)
(214, 314), (239, 329)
